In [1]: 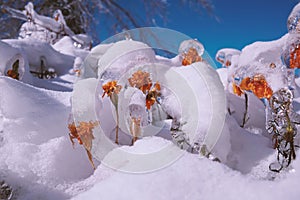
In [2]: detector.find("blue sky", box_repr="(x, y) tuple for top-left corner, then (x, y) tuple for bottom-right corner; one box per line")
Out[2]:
(165, 0), (299, 63)
(98, 0), (299, 67)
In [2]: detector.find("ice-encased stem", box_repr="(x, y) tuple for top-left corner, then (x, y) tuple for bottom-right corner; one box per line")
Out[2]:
(110, 93), (119, 144)
(241, 92), (248, 128)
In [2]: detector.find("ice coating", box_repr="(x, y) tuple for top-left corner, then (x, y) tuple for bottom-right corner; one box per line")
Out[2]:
(215, 48), (241, 67)
(178, 39), (204, 56)
(287, 3), (300, 33)
(220, 34), (290, 93)
(0, 40), (31, 82)
(97, 40), (156, 80)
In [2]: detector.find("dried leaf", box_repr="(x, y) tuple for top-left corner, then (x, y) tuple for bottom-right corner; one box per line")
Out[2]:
(76, 121), (99, 151)
(68, 122), (82, 146)
(68, 121), (99, 169)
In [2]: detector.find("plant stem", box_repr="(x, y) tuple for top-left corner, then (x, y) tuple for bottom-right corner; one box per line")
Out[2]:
(115, 108), (119, 144)
(241, 92), (248, 128)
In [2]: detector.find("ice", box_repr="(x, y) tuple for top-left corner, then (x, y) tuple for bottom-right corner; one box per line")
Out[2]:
(216, 48), (241, 67)
(0, 41), (31, 83)
(97, 40), (156, 80)
(287, 3), (300, 34)
(178, 39), (204, 56)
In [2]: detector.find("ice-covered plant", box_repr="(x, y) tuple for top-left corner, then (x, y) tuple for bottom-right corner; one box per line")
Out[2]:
(127, 70), (162, 144)
(181, 47), (202, 66)
(6, 59), (19, 80)
(68, 121), (99, 169)
(128, 70), (161, 110)
(102, 80), (122, 144)
(129, 117), (141, 145)
(233, 74), (273, 127)
(266, 88), (300, 172)
(179, 39), (204, 66)
(0, 181), (13, 200)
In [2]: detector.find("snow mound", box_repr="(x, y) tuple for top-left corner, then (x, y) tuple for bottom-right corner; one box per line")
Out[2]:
(0, 77), (93, 199)
(3, 38), (75, 75)
(73, 136), (300, 200)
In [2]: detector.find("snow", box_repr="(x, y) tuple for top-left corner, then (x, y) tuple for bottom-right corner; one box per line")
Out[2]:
(73, 136), (298, 200)
(3, 38), (74, 75)
(0, 41), (31, 83)
(1, 8), (300, 198)
(52, 36), (89, 59)
(0, 55), (300, 200)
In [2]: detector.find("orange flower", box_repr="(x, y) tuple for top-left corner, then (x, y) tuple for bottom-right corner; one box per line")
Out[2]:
(233, 74), (273, 99)
(249, 74), (273, 99)
(182, 47), (202, 66)
(140, 83), (152, 94)
(128, 70), (152, 93)
(145, 82), (161, 110)
(128, 70), (161, 110)
(102, 80), (122, 98)
(239, 77), (251, 91)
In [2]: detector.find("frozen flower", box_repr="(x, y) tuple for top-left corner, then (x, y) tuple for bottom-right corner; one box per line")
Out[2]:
(182, 47), (202, 66)
(6, 59), (20, 80)
(248, 74), (273, 99)
(128, 70), (152, 93)
(233, 74), (273, 99)
(102, 80), (122, 98)
(146, 82), (161, 110)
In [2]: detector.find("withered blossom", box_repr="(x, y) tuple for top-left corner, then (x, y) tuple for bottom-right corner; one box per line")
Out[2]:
(182, 47), (202, 66)
(102, 80), (122, 98)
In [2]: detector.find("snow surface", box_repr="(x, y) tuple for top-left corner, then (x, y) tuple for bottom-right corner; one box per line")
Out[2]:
(1, 22), (300, 199)
(3, 39), (74, 75)
(0, 64), (300, 200)
(0, 72), (297, 200)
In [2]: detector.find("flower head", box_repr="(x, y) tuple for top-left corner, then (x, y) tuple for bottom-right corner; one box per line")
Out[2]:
(128, 70), (152, 93)
(182, 47), (202, 66)
(102, 80), (122, 98)
(233, 74), (273, 99)
(146, 82), (161, 110)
